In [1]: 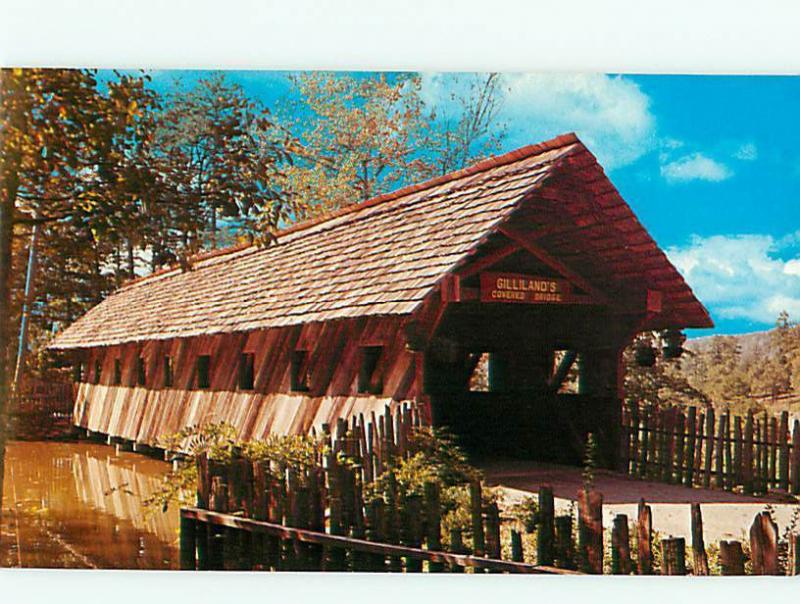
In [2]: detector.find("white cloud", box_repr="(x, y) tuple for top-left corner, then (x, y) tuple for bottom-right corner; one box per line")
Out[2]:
(785, 259), (800, 276)
(421, 73), (657, 171)
(660, 152), (733, 184)
(734, 142), (758, 161)
(661, 138), (685, 151)
(667, 234), (800, 325)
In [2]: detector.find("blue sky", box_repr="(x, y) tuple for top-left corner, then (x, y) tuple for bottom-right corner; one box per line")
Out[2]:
(140, 71), (800, 337)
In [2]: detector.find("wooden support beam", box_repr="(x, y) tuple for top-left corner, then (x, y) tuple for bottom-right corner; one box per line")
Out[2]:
(519, 223), (576, 241)
(440, 274), (462, 302)
(498, 225), (610, 304)
(547, 350), (577, 393)
(609, 292), (664, 318)
(646, 289), (662, 313)
(456, 224), (576, 282)
(457, 243), (521, 279)
(405, 296), (448, 351)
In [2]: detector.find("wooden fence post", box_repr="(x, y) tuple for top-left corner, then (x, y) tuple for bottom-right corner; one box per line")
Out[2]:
(690, 503), (709, 575)
(769, 415), (778, 490)
(180, 515), (197, 570)
(424, 481), (443, 572)
(714, 413), (725, 489)
(648, 409), (658, 479)
(510, 529), (524, 562)
(620, 404), (630, 474)
(385, 471), (402, 572)
(750, 511), (779, 575)
(761, 413), (770, 493)
(663, 408), (676, 483)
(291, 481), (310, 571)
(448, 528), (465, 573)
(654, 408), (669, 482)
(351, 467), (367, 570)
(724, 413), (733, 491)
(252, 461), (268, 521)
(577, 488), (603, 574)
(789, 534), (800, 576)
(310, 466), (325, 531)
(661, 538), (686, 575)
(469, 480), (485, 557)
(611, 514), (631, 575)
(283, 468), (299, 570)
(779, 411), (789, 492)
(325, 452), (344, 571)
(703, 407), (715, 488)
(629, 401), (640, 476)
(733, 415), (743, 487)
(384, 406), (395, 460)
(267, 465), (284, 571)
(685, 406), (696, 487)
(237, 457), (254, 518)
(743, 411), (754, 495)
(307, 467), (325, 570)
(537, 485), (555, 566)
(755, 419), (764, 493)
(719, 540), (745, 575)
(194, 453), (210, 571)
(554, 515), (575, 570)
(402, 494), (424, 572)
(366, 498), (386, 572)
(636, 499), (653, 575)
(197, 452), (210, 508)
(694, 410), (705, 483)
(195, 519), (209, 571)
(675, 410), (685, 486)
(209, 476), (227, 570)
(639, 406), (650, 478)
(327, 495), (346, 571)
(485, 501), (502, 562)
(791, 420), (800, 495)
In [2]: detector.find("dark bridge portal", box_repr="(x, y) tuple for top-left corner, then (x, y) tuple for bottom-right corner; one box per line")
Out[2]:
(425, 301), (625, 469)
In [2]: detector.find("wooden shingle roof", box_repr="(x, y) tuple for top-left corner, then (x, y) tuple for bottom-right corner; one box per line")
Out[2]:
(50, 133), (711, 350)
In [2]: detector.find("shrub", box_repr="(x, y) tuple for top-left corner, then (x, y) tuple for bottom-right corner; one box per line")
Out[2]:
(146, 422), (325, 513)
(508, 496), (539, 534)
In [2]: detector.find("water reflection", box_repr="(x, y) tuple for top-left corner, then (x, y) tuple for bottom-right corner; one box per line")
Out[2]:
(1, 441), (179, 569)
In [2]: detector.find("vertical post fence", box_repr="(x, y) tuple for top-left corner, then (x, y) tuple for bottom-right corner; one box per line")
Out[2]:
(621, 403), (800, 496)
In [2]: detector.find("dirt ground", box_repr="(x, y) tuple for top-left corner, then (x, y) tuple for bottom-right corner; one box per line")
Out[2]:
(482, 460), (800, 544)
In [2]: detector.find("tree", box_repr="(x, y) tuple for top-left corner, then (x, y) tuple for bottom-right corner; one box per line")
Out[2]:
(277, 72), (438, 214)
(1, 69), (303, 529)
(429, 73), (508, 175)
(747, 312), (793, 400)
(7, 72), (304, 385)
(154, 74), (292, 255)
(11, 218), (115, 349)
(707, 336), (749, 402)
(683, 335), (754, 411)
(0, 68), (164, 525)
(624, 332), (708, 410)
(771, 311), (800, 393)
(668, 311), (800, 415)
(278, 72), (508, 215)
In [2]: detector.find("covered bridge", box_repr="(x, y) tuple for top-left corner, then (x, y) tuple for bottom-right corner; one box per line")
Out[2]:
(50, 133), (712, 468)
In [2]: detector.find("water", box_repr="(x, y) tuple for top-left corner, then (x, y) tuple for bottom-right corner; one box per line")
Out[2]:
(1, 440), (179, 569)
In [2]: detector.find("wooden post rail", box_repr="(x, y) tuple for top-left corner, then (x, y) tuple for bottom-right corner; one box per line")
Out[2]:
(180, 507), (578, 574)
